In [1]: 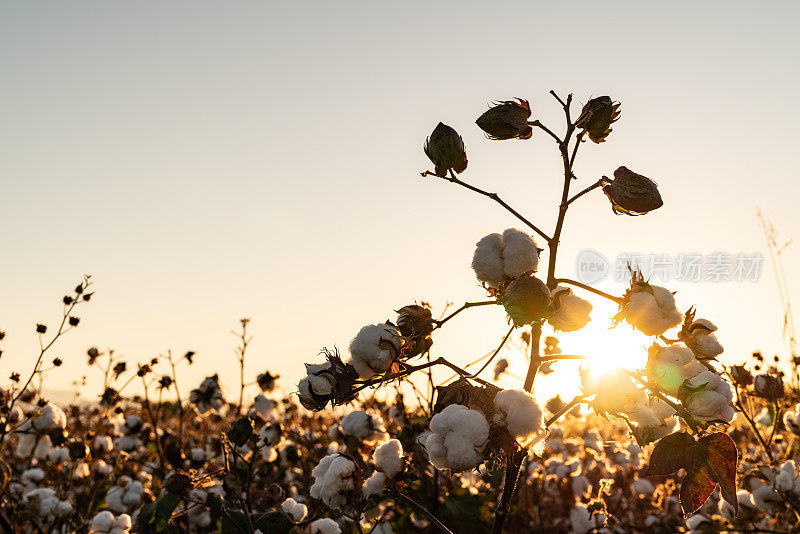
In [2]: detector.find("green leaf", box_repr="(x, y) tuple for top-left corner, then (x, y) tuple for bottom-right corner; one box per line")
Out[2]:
(645, 432), (695, 475)
(154, 493), (181, 531)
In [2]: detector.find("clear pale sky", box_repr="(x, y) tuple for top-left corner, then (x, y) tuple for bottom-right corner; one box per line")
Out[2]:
(2, 1), (799, 403)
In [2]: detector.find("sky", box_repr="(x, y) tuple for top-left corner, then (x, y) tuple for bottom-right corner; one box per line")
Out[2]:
(1, 1), (799, 405)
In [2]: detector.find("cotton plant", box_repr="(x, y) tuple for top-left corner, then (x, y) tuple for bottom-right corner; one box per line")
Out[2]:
(284, 88), (756, 533)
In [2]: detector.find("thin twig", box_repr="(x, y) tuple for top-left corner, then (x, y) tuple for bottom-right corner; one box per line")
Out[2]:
(553, 278), (623, 304)
(390, 491), (454, 534)
(433, 300), (498, 329)
(564, 177), (606, 207)
(423, 170), (551, 242)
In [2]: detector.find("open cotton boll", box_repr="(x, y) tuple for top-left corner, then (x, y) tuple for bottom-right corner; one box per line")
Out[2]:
(310, 518), (342, 534)
(719, 490), (756, 521)
(471, 229), (539, 288)
(683, 371), (735, 422)
(373, 439), (404, 478)
(281, 497), (308, 522)
(685, 319), (724, 360)
(646, 344), (696, 395)
(625, 285), (682, 336)
(89, 511), (132, 534)
(685, 514), (711, 533)
(501, 229), (540, 279)
(309, 454), (357, 509)
(784, 405), (800, 435)
(348, 323), (402, 379)
(569, 503), (606, 534)
(492, 389), (544, 446)
(548, 287), (592, 332)
(362, 471), (387, 497)
(340, 410), (385, 441)
(250, 395), (276, 419)
(426, 404), (489, 471)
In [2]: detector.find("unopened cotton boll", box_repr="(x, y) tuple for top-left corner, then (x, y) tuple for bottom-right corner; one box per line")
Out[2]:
(492, 389), (544, 445)
(281, 497), (307, 522)
(623, 284), (682, 336)
(310, 518), (341, 534)
(309, 454), (357, 509)
(471, 229), (539, 288)
(548, 287), (592, 332)
(373, 439), (404, 478)
(348, 323), (402, 379)
(426, 404), (489, 471)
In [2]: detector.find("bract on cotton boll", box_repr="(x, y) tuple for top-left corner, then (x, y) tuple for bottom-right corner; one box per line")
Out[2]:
(348, 323), (402, 379)
(548, 286), (592, 332)
(425, 404), (489, 471)
(492, 389), (544, 446)
(471, 228), (539, 288)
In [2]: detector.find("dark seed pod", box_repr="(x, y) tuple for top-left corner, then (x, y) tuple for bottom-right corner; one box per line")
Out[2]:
(575, 96), (620, 143)
(423, 122), (468, 178)
(502, 275), (551, 325)
(602, 167), (663, 216)
(476, 98), (533, 140)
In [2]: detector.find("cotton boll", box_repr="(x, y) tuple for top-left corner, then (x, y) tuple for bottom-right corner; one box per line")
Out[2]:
(250, 395), (276, 419)
(492, 389), (544, 445)
(310, 518), (342, 534)
(281, 497), (308, 522)
(685, 514), (711, 533)
(548, 287), (592, 332)
(471, 233), (505, 287)
(753, 484), (784, 514)
(340, 411), (385, 441)
(93, 435), (114, 453)
(501, 229), (539, 279)
(646, 344), (697, 395)
(362, 471), (387, 498)
(47, 446), (70, 463)
(569, 503), (605, 534)
(348, 323), (402, 379)
(719, 490), (756, 522)
(309, 454), (357, 509)
(783, 405), (800, 435)
(373, 439), (404, 478)
(624, 285), (682, 336)
(426, 404), (489, 471)
(632, 477), (655, 496)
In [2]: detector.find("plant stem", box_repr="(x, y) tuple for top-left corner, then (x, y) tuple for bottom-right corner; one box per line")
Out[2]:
(564, 177), (606, 207)
(522, 322), (542, 392)
(433, 300), (498, 330)
(552, 278), (623, 304)
(491, 449), (526, 534)
(390, 491), (454, 534)
(546, 394), (587, 427)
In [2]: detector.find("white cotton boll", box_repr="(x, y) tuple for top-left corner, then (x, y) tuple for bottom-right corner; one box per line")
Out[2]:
(372, 523), (393, 534)
(33, 435), (52, 459)
(281, 497), (308, 522)
(190, 447), (206, 462)
(625, 286), (682, 336)
(261, 446), (278, 462)
(251, 395), (276, 419)
(47, 446), (70, 463)
(426, 404), (489, 471)
(646, 345), (697, 395)
(784, 405), (800, 435)
(310, 518), (342, 534)
(548, 287), (592, 332)
(340, 411), (384, 441)
(309, 454), (357, 509)
(471, 233), (505, 287)
(373, 439), (404, 478)
(90, 511), (115, 532)
(685, 514), (711, 532)
(95, 460), (113, 477)
(492, 389), (544, 445)
(569, 504), (594, 534)
(753, 484), (783, 513)
(22, 468), (45, 483)
(28, 403), (67, 432)
(719, 490), (756, 521)
(16, 433), (37, 458)
(348, 323), (402, 379)
(632, 477), (655, 496)
(362, 471), (387, 498)
(73, 462), (90, 479)
(93, 436), (114, 453)
(571, 474), (592, 499)
(501, 229), (539, 279)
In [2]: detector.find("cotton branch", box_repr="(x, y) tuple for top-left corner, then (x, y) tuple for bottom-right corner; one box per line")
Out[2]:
(433, 300), (499, 330)
(422, 170), (551, 242)
(552, 278), (623, 304)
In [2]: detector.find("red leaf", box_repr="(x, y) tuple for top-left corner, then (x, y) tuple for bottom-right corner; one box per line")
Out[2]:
(645, 432), (695, 476)
(697, 433), (739, 516)
(680, 461), (718, 516)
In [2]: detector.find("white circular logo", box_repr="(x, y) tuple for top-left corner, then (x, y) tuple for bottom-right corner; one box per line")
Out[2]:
(576, 249), (610, 285)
